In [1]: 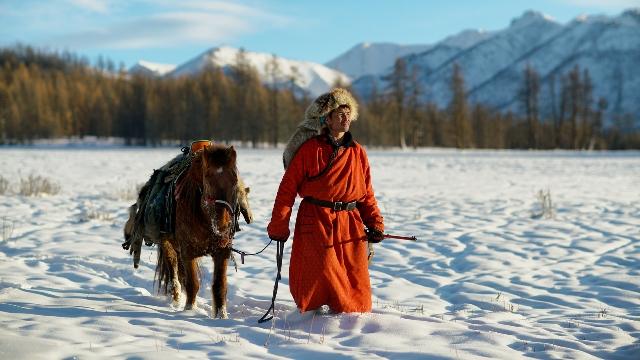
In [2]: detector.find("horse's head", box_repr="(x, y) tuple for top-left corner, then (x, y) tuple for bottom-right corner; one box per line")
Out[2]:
(199, 145), (239, 239)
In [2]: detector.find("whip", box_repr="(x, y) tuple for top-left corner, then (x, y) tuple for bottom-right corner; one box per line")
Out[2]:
(384, 233), (418, 241)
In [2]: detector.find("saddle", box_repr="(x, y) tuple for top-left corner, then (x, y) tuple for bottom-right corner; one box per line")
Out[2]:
(143, 153), (190, 242)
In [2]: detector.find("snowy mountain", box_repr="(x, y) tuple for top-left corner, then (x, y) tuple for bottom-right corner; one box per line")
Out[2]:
(126, 9), (639, 122)
(352, 11), (562, 102)
(469, 9), (640, 119)
(128, 60), (176, 77)
(168, 46), (350, 97)
(325, 42), (431, 79)
(352, 9), (640, 122)
(326, 30), (490, 80)
(416, 10), (564, 106)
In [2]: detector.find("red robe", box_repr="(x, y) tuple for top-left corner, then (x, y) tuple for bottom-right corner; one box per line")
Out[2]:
(267, 133), (384, 313)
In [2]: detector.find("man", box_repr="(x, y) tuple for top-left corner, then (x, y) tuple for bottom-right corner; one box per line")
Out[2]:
(267, 88), (384, 313)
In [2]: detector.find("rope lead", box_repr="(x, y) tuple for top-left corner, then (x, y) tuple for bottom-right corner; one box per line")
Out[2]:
(258, 240), (285, 324)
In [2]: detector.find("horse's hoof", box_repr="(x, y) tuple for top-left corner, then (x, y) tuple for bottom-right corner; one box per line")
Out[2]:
(184, 303), (195, 311)
(213, 306), (228, 319)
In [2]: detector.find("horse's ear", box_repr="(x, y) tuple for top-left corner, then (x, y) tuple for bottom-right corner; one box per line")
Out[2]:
(227, 146), (237, 163)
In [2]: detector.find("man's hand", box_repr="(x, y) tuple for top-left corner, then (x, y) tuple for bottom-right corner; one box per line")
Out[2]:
(366, 228), (384, 243)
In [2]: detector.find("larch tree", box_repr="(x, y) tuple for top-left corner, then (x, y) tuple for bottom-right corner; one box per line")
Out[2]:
(520, 64), (540, 148)
(448, 63), (472, 148)
(265, 54), (282, 147)
(385, 58), (409, 148)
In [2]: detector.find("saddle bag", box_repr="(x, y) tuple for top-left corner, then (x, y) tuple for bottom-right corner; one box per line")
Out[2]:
(144, 169), (173, 235)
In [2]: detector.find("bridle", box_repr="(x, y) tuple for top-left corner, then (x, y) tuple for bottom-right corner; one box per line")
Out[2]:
(202, 190), (240, 241)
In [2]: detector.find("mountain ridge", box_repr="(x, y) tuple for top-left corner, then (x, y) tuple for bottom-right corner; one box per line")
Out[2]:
(129, 8), (640, 121)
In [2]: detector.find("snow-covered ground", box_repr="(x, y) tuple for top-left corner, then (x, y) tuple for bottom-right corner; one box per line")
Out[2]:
(0, 147), (638, 359)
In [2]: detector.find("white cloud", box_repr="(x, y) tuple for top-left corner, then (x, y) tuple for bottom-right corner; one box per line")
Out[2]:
(67, 0), (110, 13)
(54, 12), (249, 48)
(49, 0), (290, 49)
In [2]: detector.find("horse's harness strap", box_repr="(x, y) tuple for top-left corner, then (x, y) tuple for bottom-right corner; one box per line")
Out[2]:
(214, 199), (235, 213)
(200, 194), (240, 240)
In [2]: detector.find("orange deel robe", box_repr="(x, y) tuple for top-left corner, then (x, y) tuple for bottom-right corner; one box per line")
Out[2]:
(267, 134), (384, 313)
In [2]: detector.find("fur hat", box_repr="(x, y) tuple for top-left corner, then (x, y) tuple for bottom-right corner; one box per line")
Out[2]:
(304, 88), (359, 122)
(282, 88), (359, 169)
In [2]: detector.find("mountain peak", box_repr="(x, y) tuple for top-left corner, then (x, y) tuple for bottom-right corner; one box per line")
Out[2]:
(440, 28), (492, 49)
(169, 46), (349, 97)
(619, 8), (640, 24)
(327, 42), (431, 79)
(510, 10), (556, 28)
(624, 7), (640, 15)
(129, 60), (176, 77)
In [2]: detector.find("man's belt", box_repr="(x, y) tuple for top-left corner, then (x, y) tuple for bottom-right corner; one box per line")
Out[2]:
(304, 197), (357, 211)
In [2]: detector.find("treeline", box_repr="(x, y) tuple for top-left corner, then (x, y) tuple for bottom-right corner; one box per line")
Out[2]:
(0, 45), (306, 146)
(0, 45), (638, 149)
(353, 59), (639, 149)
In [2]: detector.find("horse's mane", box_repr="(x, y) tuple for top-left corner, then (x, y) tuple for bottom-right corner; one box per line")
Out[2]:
(178, 154), (205, 219)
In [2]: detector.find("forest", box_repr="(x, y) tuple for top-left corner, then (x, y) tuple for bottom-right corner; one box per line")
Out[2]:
(1, 45), (638, 149)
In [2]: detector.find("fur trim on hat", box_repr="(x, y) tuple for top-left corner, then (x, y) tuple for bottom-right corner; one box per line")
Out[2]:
(304, 88), (359, 121)
(282, 88), (358, 169)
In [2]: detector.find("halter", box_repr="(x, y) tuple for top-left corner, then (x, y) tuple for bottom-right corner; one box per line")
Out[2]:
(214, 198), (240, 240)
(201, 192), (240, 241)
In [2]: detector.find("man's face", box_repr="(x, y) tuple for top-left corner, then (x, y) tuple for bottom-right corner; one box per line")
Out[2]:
(326, 107), (351, 134)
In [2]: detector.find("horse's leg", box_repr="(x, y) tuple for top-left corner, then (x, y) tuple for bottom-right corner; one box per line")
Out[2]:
(183, 258), (200, 310)
(161, 240), (182, 306)
(212, 248), (231, 319)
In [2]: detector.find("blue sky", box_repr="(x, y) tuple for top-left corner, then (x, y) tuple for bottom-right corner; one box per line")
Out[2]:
(1, 0), (638, 68)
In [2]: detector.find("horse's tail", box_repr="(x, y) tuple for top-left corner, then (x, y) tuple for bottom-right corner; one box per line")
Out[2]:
(124, 179), (153, 268)
(154, 241), (172, 295)
(154, 238), (187, 296)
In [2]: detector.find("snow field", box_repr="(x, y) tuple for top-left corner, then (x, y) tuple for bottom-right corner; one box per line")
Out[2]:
(0, 147), (638, 359)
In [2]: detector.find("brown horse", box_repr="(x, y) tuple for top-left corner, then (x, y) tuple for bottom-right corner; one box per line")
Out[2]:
(155, 144), (239, 318)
